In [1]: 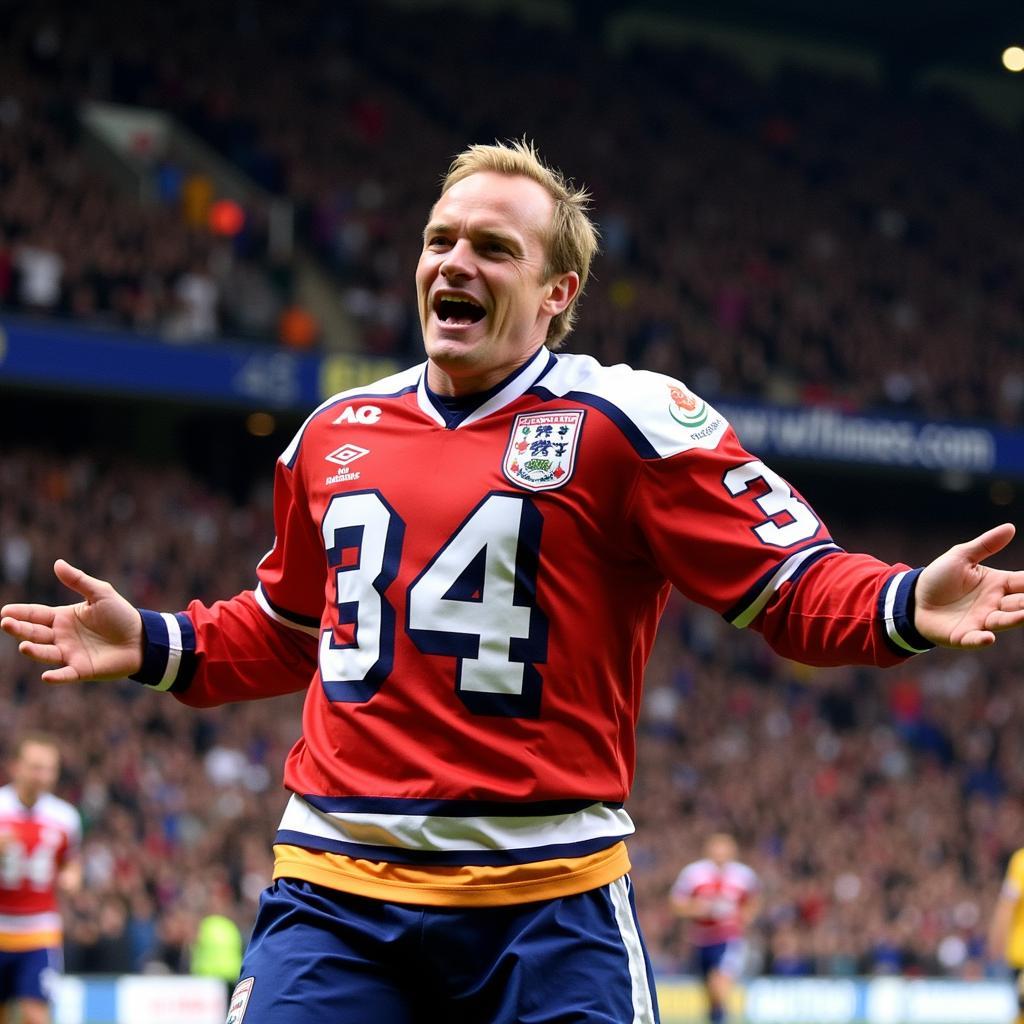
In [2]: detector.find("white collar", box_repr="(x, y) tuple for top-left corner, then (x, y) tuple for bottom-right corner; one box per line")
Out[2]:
(416, 347), (555, 428)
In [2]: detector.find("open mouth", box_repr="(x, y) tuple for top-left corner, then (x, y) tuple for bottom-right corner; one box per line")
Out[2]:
(434, 294), (486, 326)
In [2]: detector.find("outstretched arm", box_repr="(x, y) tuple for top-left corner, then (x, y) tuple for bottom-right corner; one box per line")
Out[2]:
(0, 560), (143, 683)
(914, 524), (1024, 649)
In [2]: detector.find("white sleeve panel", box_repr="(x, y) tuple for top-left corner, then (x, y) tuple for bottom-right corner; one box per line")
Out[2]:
(541, 354), (730, 458)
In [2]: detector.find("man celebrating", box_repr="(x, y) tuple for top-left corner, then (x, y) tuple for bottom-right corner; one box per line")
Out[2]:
(6, 141), (1024, 1023)
(0, 734), (81, 1024)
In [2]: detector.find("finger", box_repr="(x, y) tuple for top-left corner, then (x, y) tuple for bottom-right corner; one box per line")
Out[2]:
(997, 571), (1024, 596)
(950, 628), (997, 649)
(958, 523), (1016, 565)
(986, 609), (1024, 632)
(53, 560), (110, 602)
(0, 605), (58, 629)
(40, 665), (83, 685)
(16, 641), (65, 665)
(0, 620), (56, 645)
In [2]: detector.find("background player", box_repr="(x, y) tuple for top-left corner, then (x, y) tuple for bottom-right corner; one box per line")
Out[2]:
(6, 141), (1024, 1022)
(671, 833), (759, 1024)
(989, 847), (1024, 1024)
(0, 733), (82, 1024)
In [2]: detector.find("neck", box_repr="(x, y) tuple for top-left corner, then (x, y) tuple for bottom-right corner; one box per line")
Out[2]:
(426, 347), (544, 397)
(14, 786), (39, 808)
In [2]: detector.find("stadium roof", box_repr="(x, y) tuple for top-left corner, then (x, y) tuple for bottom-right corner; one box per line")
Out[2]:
(602, 0), (1023, 74)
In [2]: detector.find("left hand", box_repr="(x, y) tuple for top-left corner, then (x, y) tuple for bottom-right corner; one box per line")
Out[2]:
(915, 524), (1024, 649)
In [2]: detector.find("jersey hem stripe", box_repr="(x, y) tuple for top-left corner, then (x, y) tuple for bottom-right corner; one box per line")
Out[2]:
(273, 829), (631, 867)
(278, 793), (636, 863)
(302, 793), (625, 816)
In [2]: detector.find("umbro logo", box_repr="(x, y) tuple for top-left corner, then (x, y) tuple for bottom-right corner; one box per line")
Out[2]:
(324, 444), (368, 485)
(325, 444), (369, 467)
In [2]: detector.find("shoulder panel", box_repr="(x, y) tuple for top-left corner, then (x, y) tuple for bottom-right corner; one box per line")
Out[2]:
(534, 353), (729, 459)
(37, 793), (82, 836)
(280, 363), (423, 468)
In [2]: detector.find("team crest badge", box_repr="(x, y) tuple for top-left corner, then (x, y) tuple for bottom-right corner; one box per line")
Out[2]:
(667, 384), (709, 428)
(225, 977), (254, 1023)
(502, 410), (585, 491)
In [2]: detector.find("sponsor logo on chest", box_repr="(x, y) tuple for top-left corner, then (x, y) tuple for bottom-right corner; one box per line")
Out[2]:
(324, 443), (369, 484)
(332, 405), (382, 425)
(502, 410), (585, 492)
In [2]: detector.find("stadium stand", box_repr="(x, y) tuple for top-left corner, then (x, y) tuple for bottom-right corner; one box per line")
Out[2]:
(2, 1), (1023, 411)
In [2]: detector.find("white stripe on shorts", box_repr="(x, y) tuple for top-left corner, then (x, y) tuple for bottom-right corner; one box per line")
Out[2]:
(608, 876), (657, 1024)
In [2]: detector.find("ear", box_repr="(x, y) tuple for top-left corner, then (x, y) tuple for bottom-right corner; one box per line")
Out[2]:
(540, 271), (580, 318)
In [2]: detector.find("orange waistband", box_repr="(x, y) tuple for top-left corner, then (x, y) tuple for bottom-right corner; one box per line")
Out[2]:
(272, 841), (631, 907)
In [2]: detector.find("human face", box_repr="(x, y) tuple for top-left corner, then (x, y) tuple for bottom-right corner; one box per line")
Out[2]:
(417, 171), (579, 396)
(11, 741), (60, 806)
(706, 835), (737, 866)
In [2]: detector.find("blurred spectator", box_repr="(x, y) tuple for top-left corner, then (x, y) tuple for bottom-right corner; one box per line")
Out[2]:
(190, 882), (244, 1000)
(65, 893), (135, 975)
(13, 235), (62, 310)
(164, 259), (219, 342)
(277, 303), (318, 350)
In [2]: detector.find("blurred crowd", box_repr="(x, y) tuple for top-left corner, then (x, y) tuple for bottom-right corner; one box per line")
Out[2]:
(1, 1), (1023, 419)
(1, 445), (1023, 980)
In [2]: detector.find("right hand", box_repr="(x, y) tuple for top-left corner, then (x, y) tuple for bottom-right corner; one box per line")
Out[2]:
(0, 560), (143, 683)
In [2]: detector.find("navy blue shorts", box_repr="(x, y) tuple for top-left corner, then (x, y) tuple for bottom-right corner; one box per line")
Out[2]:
(695, 940), (745, 979)
(228, 875), (660, 1023)
(0, 946), (61, 1003)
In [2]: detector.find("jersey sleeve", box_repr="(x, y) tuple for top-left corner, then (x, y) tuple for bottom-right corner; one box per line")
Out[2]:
(671, 863), (699, 900)
(738, 865), (759, 900)
(619, 378), (932, 667)
(129, 446), (322, 708)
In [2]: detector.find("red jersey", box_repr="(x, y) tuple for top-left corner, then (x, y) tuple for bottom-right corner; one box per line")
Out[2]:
(132, 349), (931, 905)
(671, 858), (759, 946)
(0, 784), (81, 951)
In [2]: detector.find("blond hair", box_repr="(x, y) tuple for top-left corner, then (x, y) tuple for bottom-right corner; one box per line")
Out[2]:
(13, 731), (60, 758)
(441, 140), (599, 349)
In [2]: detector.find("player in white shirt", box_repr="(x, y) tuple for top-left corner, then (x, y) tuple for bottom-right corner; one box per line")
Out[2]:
(0, 734), (82, 1024)
(671, 834), (759, 1024)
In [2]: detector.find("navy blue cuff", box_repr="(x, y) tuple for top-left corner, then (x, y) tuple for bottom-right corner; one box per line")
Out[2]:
(128, 609), (198, 691)
(879, 568), (935, 657)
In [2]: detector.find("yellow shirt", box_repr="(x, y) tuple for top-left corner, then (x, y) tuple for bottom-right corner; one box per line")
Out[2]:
(1002, 848), (1024, 967)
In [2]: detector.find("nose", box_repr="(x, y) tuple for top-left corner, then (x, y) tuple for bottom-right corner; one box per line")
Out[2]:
(440, 238), (476, 282)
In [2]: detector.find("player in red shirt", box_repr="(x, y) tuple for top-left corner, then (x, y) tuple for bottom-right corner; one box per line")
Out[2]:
(0, 733), (82, 1024)
(671, 834), (760, 1024)
(6, 141), (1024, 1023)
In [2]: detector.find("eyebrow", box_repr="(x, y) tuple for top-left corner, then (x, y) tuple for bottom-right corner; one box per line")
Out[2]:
(423, 223), (524, 252)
